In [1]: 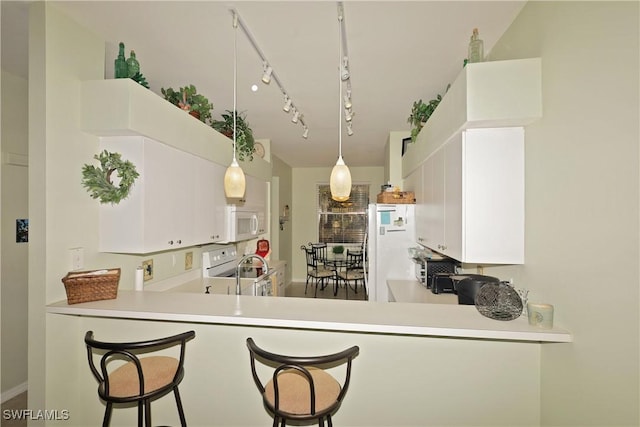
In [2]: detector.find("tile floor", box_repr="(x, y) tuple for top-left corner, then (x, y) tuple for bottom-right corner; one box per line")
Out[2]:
(1, 392), (27, 427)
(286, 280), (368, 300)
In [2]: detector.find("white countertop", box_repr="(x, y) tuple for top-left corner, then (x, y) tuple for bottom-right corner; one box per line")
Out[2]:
(47, 278), (572, 342)
(387, 279), (458, 304)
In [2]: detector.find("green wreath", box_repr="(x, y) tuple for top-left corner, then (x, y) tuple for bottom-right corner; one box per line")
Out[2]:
(82, 150), (139, 204)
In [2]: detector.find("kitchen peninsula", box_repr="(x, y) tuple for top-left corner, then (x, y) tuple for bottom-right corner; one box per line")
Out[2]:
(46, 289), (570, 426)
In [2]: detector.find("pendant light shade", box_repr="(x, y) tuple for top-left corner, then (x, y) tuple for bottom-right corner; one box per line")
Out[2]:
(224, 158), (246, 198)
(224, 12), (246, 198)
(330, 3), (351, 202)
(330, 155), (352, 202)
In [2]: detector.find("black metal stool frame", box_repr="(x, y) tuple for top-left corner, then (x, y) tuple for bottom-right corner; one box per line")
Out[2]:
(85, 330), (195, 427)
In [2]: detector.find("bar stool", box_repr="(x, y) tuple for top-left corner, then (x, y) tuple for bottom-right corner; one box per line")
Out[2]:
(246, 337), (359, 427)
(84, 330), (195, 427)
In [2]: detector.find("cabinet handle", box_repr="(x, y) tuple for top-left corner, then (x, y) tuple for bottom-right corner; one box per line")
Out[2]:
(177, 240), (182, 244)
(168, 240), (174, 245)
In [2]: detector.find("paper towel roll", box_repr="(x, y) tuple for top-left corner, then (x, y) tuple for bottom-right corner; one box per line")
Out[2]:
(135, 266), (144, 291)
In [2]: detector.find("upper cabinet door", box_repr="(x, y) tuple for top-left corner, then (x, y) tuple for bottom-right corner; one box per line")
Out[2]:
(99, 137), (195, 253)
(461, 128), (524, 264)
(416, 128), (524, 264)
(193, 157), (227, 243)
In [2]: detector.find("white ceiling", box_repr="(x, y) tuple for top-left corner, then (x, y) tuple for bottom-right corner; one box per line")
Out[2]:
(1, 1), (526, 168)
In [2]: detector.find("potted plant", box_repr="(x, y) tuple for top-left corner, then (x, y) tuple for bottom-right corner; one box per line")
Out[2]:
(211, 110), (255, 161)
(161, 84), (213, 124)
(332, 245), (345, 255)
(407, 85), (450, 142)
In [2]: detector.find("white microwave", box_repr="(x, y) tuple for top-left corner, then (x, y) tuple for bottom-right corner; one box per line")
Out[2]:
(227, 207), (259, 242)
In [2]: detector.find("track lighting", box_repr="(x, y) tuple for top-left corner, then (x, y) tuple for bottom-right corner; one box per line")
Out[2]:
(231, 9), (309, 139)
(302, 126), (309, 139)
(283, 96), (292, 113)
(291, 110), (300, 124)
(261, 61), (273, 84)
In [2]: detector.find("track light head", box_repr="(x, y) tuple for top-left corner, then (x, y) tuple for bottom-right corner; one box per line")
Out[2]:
(261, 62), (273, 84)
(292, 110), (300, 124)
(343, 94), (352, 110)
(346, 122), (353, 136)
(344, 108), (352, 122)
(341, 56), (350, 81)
(302, 126), (309, 139)
(283, 96), (292, 113)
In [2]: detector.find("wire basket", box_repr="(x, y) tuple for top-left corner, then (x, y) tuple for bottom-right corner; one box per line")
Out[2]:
(62, 268), (120, 304)
(475, 281), (523, 321)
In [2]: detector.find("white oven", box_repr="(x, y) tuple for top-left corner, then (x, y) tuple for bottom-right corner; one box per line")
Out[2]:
(227, 207), (258, 242)
(202, 245), (274, 296)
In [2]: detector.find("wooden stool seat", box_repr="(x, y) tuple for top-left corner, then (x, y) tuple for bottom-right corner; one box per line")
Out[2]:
(265, 367), (341, 416)
(106, 356), (179, 398)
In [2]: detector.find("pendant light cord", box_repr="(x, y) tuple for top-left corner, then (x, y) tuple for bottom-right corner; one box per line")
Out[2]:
(232, 12), (238, 163)
(338, 5), (343, 159)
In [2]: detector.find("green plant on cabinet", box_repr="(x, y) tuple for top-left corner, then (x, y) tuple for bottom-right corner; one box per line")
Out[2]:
(407, 85), (450, 142)
(161, 84), (213, 124)
(211, 110), (255, 162)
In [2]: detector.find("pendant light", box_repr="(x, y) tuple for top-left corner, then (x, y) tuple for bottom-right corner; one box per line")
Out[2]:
(224, 12), (246, 198)
(330, 3), (352, 202)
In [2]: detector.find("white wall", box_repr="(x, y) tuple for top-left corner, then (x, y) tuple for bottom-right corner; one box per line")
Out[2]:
(385, 130), (410, 188)
(25, 2), (250, 413)
(291, 166), (384, 282)
(271, 154), (293, 285)
(1, 70), (29, 400)
(484, 2), (639, 425)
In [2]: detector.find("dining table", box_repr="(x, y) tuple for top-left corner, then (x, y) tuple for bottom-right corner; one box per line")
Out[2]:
(323, 251), (363, 296)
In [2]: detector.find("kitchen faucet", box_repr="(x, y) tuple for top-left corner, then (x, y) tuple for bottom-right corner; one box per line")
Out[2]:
(236, 254), (269, 295)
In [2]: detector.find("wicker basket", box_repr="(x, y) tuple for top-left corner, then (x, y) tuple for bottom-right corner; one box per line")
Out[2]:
(62, 268), (120, 304)
(376, 191), (416, 204)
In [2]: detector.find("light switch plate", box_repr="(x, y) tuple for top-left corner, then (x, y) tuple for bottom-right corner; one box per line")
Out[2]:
(142, 259), (153, 281)
(69, 248), (84, 271)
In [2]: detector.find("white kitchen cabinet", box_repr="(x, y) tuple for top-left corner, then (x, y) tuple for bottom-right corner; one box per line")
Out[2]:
(194, 157), (227, 243)
(99, 136), (196, 253)
(420, 128), (524, 264)
(270, 261), (287, 297)
(403, 165), (426, 245)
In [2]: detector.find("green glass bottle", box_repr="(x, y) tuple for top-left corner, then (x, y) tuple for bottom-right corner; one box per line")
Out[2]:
(467, 28), (484, 63)
(114, 42), (128, 78)
(126, 50), (140, 78)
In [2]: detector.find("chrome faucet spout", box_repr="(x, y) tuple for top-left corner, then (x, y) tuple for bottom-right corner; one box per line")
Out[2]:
(236, 254), (270, 295)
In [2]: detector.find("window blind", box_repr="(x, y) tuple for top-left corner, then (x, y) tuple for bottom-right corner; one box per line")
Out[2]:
(318, 184), (369, 244)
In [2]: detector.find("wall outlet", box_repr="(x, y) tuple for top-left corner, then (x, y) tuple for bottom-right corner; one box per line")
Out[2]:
(142, 259), (153, 281)
(185, 252), (193, 270)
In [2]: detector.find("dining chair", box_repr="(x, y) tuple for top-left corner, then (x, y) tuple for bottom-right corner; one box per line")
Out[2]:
(336, 250), (365, 300)
(308, 242), (328, 268)
(84, 330), (195, 427)
(301, 245), (335, 297)
(246, 337), (359, 427)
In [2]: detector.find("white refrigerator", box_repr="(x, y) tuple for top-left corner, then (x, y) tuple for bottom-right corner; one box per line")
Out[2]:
(366, 204), (416, 302)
